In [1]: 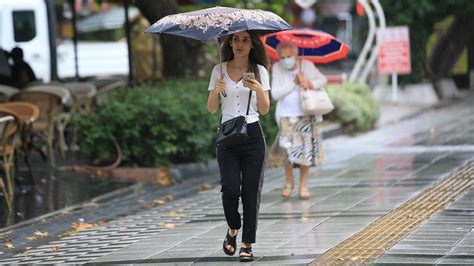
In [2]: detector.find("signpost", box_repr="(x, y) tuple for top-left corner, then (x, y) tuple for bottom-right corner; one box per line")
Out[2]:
(377, 26), (411, 102)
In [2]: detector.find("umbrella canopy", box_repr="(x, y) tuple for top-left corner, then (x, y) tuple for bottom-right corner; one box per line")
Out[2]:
(145, 6), (292, 41)
(261, 29), (350, 63)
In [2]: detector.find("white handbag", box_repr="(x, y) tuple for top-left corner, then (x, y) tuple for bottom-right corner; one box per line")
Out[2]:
(300, 88), (334, 116)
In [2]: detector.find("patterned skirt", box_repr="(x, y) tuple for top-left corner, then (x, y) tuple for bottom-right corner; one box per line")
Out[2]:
(268, 116), (324, 167)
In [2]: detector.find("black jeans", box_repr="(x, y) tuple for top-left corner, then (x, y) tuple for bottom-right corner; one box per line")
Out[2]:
(217, 121), (266, 244)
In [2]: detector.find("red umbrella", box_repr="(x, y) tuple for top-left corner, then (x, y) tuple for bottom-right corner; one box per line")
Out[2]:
(260, 29), (350, 63)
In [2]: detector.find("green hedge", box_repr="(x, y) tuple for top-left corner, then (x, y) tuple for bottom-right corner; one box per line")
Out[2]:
(325, 82), (380, 133)
(73, 81), (378, 167)
(73, 80), (219, 167)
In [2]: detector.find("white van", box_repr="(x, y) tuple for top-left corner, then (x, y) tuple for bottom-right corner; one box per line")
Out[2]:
(0, 0), (129, 82)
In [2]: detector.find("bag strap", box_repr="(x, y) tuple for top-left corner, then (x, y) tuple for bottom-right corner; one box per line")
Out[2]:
(246, 90), (252, 116)
(219, 87), (253, 125)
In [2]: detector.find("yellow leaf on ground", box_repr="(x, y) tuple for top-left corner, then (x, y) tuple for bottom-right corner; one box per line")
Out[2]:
(162, 223), (176, 229)
(168, 211), (179, 216)
(164, 195), (173, 201)
(198, 183), (214, 191)
(6, 243), (15, 249)
(61, 221), (100, 237)
(26, 236), (37, 241)
(154, 200), (166, 205)
(25, 247), (32, 250)
(73, 222), (97, 231)
(34, 231), (48, 237)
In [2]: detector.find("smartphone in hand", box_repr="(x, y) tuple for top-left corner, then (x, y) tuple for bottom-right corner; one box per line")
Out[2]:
(242, 72), (255, 80)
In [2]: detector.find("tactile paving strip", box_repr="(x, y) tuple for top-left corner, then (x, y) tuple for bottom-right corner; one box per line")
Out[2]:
(311, 161), (474, 265)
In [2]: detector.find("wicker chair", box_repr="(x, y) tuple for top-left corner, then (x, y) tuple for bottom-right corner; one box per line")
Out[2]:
(0, 85), (19, 103)
(25, 85), (74, 158)
(92, 79), (126, 107)
(0, 102), (40, 179)
(64, 82), (97, 114)
(0, 111), (20, 211)
(10, 91), (62, 166)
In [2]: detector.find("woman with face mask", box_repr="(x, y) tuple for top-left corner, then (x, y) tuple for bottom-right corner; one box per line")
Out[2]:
(268, 41), (327, 200)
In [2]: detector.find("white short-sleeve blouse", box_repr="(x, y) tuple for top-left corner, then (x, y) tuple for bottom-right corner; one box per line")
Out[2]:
(208, 62), (271, 124)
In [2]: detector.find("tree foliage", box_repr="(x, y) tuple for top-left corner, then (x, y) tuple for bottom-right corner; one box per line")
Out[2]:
(134, 0), (203, 78)
(381, 0), (474, 84)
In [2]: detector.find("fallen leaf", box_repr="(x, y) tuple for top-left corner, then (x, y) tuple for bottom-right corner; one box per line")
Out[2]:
(300, 217), (308, 222)
(143, 204), (152, 209)
(61, 221), (100, 237)
(25, 247), (32, 250)
(61, 210), (70, 215)
(198, 183), (213, 191)
(51, 246), (59, 252)
(26, 236), (37, 241)
(154, 200), (166, 205)
(168, 211), (178, 216)
(164, 195), (173, 201)
(162, 223), (176, 229)
(6, 243), (15, 249)
(34, 231), (48, 237)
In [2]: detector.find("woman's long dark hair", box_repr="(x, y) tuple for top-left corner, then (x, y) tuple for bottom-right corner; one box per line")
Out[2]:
(221, 31), (270, 82)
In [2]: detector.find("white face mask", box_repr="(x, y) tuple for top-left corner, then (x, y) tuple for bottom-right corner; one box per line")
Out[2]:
(280, 56), (296, 70)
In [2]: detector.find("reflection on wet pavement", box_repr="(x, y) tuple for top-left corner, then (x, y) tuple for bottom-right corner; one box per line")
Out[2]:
(389, 107), (474, 146)
(0, 163), (129, 228)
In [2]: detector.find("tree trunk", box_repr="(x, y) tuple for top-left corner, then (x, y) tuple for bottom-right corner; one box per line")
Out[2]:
(426, 16), (474, 97)
(135, 0), (202, 77)
(427, 16), (474, 78)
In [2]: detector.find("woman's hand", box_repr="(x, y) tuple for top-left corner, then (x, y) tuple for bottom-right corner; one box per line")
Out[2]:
(243, 78), (270, 115)
(208, 79), (226, 113)
(294, 73), (305, 85)
(242, 78), (264, 93)
(213, 79), (226, 95)
(300, 80), (314, 90)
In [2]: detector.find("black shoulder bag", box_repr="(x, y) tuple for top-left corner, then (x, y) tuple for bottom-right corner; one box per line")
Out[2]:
(216, 90), (252, 146)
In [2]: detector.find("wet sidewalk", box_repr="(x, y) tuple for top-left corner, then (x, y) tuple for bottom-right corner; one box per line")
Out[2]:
(0, 93), (473, 264)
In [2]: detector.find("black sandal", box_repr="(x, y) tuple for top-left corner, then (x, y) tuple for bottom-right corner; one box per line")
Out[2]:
(223, 230), (237, 256)
(239, 247), (254, 262)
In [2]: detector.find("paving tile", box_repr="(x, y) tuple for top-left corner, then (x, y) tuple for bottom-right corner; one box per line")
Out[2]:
(384, 248), (448, 256)
(437, 258), (474, 264)
(375, 254), (442, 264)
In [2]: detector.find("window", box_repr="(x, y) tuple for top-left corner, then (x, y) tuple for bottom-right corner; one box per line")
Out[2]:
(13, 10), (36, 42)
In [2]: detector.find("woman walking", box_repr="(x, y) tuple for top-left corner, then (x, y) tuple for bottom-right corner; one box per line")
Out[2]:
(269, 41), (327, 200)
(207, 30), (271, 262)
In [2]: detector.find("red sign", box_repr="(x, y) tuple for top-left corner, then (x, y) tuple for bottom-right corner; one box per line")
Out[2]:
(377, 26), (411, 75)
